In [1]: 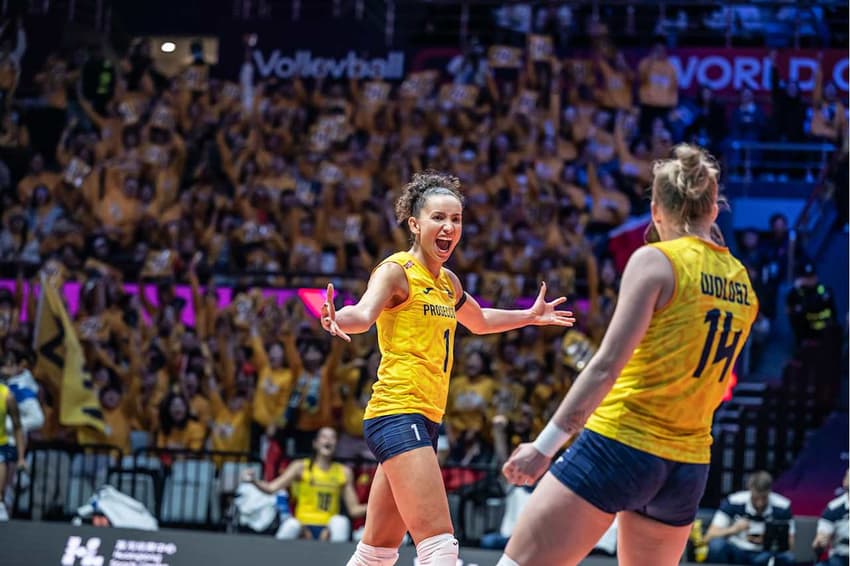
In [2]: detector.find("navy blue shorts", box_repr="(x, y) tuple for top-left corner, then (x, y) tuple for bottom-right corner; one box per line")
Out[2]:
(304, 525), (326, 539)
(0, 444), (16, 463)
(362, 413), (440, 463)
(549, 429), (710, 527)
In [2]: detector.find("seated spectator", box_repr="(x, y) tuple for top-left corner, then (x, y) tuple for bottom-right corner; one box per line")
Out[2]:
(242, 427), (365, 541)
(705, 470), (796, 566)
(812, 471), (849, 566)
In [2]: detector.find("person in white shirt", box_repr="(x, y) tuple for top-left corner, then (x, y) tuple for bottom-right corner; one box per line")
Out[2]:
(705, 471), (796, 565)
(813, 471), (849, 566)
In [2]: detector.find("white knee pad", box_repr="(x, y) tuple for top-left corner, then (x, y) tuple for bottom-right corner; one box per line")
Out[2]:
(415, 533), (459, 566)
(346, 541), (399, 566)
(328, 514), (351, 542)
(275, 516), (302, 540)
(496, 555), (520, 566)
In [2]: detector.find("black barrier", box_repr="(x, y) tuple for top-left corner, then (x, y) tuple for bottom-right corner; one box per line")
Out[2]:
(12, 443), (262, 531)
(0, 520), (644, 566)
(13, 442), (122, 522)
(129, 447), (263, 531)
(12, 442), (504, 545)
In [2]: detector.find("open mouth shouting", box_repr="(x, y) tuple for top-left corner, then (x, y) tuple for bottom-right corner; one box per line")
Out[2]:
(435, 237), (453, 255)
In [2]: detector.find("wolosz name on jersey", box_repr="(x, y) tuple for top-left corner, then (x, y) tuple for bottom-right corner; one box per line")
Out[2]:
(700, 273), (752, 306)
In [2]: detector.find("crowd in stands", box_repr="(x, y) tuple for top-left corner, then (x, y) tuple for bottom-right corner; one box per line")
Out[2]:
(0, 11), (846, 543)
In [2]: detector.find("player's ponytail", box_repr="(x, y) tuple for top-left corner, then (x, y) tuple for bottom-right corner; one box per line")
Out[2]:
(394, 170), (464, 229)
(652, 143), (725, 234)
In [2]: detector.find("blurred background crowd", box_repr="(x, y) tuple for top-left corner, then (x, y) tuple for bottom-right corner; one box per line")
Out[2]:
(0, 0), (847, 562)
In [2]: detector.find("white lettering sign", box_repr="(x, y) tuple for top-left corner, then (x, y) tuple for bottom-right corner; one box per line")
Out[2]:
(252, 50), (405, 80)
(670, 53), (849, 93)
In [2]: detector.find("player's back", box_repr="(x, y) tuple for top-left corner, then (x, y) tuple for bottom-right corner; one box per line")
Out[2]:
(586, 236), (759, 464)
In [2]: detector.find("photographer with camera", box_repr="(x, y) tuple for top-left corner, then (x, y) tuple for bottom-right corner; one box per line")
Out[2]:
(704, 471), (796, 565)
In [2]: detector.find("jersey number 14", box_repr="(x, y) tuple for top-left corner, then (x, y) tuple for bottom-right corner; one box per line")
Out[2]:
(693, 309), (742, 382)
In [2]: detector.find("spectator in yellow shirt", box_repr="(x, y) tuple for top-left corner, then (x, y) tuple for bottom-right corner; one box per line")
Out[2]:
(446, 349), (496, 443)
(335, 349), (379, 460)
(155, 391), (206, 451)
(637, 41), (678, 135)
(206, 374), (252, 460)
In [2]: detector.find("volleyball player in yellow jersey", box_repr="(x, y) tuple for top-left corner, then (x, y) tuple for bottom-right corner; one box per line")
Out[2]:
(244, 427), (365, 541)
(320, 170), (575, 566)
(498, 144), (760, 566)
(0, 381), (27, 520)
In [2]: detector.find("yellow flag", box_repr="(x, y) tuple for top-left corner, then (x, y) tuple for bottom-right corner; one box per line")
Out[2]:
(33, 276), (105, 432)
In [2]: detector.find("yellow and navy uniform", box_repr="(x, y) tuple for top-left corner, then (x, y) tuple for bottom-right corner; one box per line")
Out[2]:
(294, 460), (348, 526)
(586, 236), (759, 464)
(0, 383), (8, 445)
(365, 252), (458, 423)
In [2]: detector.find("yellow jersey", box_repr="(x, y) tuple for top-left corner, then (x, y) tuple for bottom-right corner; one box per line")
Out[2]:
(586, 236), (758, 464)
(0, 383), (8, 445)
(364, 252), (458, 423)
(294, 460), (347, 526)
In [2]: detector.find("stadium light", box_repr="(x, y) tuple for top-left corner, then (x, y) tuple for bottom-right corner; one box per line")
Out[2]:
(161, 41), (176, 53)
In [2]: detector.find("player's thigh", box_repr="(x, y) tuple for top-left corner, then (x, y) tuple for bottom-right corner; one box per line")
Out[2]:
(503, 472), (614, 566)
(616, 510), (692, 566)
(380, 445), (452, 544)
(361, 465), (408, 548)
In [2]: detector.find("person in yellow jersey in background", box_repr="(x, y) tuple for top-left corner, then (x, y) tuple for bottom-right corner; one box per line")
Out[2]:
(499, 144), (759, 566)
(319, 170), (575, 566)
(0, 380), (27, 521)
(243, 427), (365, 542)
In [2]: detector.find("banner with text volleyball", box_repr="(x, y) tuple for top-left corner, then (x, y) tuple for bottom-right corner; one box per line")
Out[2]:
(33, 275), (105, 432)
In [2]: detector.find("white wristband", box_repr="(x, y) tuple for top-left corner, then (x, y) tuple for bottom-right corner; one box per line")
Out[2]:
(532, 421), (570, 458)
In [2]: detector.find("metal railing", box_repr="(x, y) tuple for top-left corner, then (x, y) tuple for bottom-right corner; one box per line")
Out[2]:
(11, 441), (503, 543)
(723, 140), (836, 194)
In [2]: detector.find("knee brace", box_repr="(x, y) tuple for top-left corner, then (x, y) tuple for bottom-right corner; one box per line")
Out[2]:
(415, 533), (459, 566)
(346, 541), (399, 566)
(275, 517), (302, 540)
(327, 514), (351, 542)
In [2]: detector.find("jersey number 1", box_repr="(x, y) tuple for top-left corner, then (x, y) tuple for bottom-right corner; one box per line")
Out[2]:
(442, 329), (451, 373)
(693, 308), (742, 382)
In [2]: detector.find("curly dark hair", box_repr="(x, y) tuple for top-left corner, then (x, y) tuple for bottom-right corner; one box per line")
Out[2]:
(394, 169), (464, 227)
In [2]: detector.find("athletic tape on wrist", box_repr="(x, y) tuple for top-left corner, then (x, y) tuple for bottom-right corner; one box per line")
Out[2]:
(532, 421), (570, 458)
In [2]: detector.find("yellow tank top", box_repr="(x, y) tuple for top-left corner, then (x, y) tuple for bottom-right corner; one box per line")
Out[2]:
(294, 460), (347, 526)
(0, 383), (8, 445)
(364, 251), (458, 423)
(585, 236), (759, 464)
